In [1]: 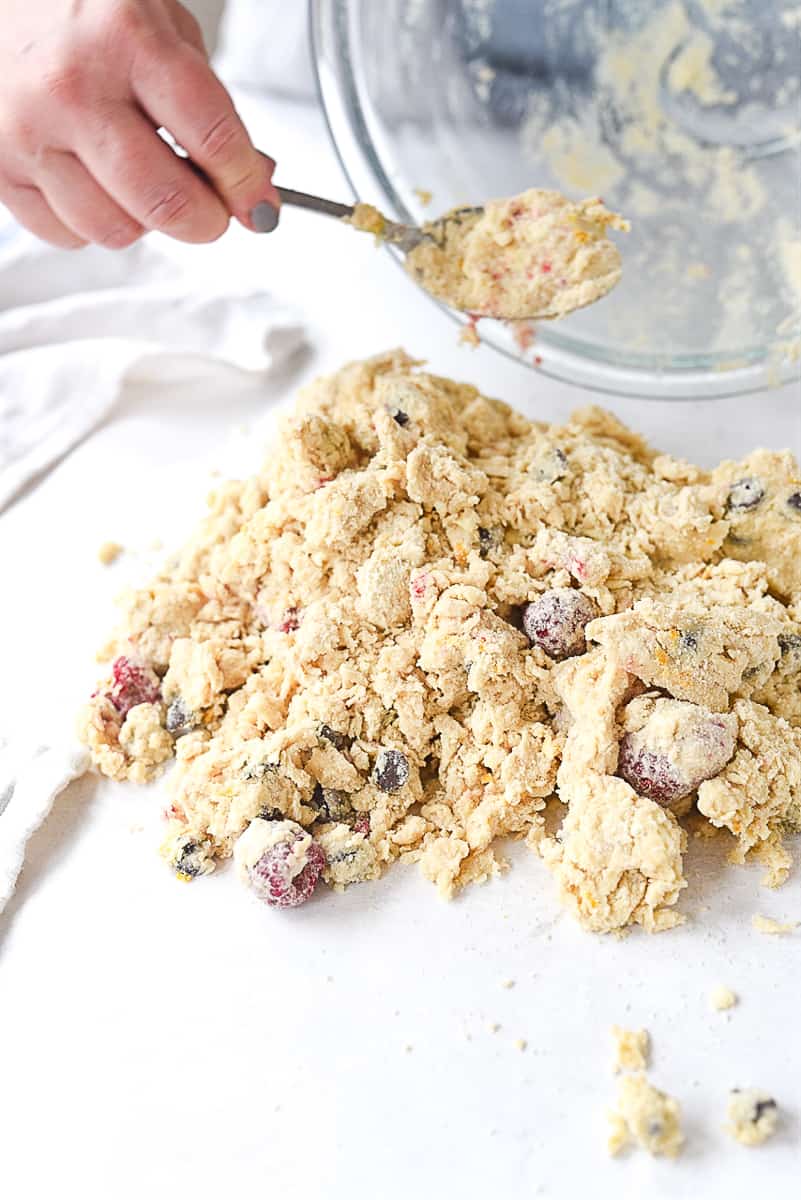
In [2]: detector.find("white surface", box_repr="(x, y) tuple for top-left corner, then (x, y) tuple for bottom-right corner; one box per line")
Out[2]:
(1, 94), (800, 1200)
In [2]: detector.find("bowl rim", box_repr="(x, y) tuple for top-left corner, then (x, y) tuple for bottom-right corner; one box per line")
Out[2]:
(308, 0), (800, 400)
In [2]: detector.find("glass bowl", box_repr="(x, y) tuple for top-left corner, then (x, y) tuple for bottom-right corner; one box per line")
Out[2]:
(310, 0), (801, 398)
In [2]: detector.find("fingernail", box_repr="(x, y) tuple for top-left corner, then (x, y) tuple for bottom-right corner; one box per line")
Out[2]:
(250, 201), (279, 233)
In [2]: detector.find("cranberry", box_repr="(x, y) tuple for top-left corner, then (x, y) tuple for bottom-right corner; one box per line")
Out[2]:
(522, 589), (598, 661)
(374, 749), (410, 792)
(618, 702), (737, 806)
(105, 655), (160, 717)
(726, 477), (765, 512)
(617, 743), (687, 805)
(248, 832), (326, 909)
(278, 608), (300, 633)
(353, 813), (371, 836)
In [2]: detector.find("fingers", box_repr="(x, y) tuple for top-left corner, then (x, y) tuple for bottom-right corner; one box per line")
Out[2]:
(78, 102), (230, 243)
(0, 177), (86, 248)
(36, 149), (143, 248)
(130, 38), (280, 229)
(168, 3), (207, 55)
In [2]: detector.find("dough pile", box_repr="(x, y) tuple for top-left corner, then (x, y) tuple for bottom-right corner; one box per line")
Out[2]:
(79, 351), (801, 930)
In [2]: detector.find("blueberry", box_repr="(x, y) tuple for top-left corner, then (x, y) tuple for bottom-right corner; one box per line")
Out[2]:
(522, 589), (598, 661)
(173, 840), (208, 879)
(778, 631), (801, 659)
(242, 759), (279, 782)
(319, 724), (350, 751)
(726, 477), (765, 512)
(391, 409), (409, 426)
(166, 697), (195, 736)
(310, 783), (353, 823)
(679, 629), (701, 653)
(786, 491), (801, 516)
(753, 1098), (778, 1121)
(478, 526), (502, 558)
(374, 749), (410, 793)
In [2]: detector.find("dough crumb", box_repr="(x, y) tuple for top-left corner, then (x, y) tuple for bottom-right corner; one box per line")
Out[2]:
(726, 1088), (779, 1146)
(413, 187), (433, 207)
(752, 914), (798, 936)
(488, 1023), (501, 1034)
(608, 1072), (684, 1158)
(97, 540), (123, 565)
(516, 1038), (528, 1052)
(501, 978), (515, 989)
(611, 1025), (650, 1073)
(710, 985), (737, 1011)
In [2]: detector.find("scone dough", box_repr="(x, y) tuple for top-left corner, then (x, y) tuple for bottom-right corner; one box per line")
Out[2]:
(79, 351), (801, 926)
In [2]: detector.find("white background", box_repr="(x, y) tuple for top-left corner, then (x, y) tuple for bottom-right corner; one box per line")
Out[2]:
(1, 90), (800, 1200)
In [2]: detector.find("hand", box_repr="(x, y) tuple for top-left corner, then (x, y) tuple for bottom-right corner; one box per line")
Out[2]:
(0, 0), (280, 249)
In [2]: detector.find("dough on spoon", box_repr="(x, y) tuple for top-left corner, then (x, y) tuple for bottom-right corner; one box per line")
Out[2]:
(405, 188), (628, 319)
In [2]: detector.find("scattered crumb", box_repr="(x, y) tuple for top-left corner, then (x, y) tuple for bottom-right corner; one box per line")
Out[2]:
(753, 914), (798, 936)
(516, 1039), (528, 1052)
(413, 187), (433, 207)
(710, 985), (737, 1011)
(97, 540), (123, 566)
(726, 1088), (779, 1146)
(326, 975), (334, 983)
(501, 978), (515, 989)
(608, 1073), (684, 1158)
(405, 1044), (414, 1054)
(488, 1022), (501, 1034)
(611, 1026), (650, 1073)
(459, 317), (481, 349)
(128, 822), (144, 834)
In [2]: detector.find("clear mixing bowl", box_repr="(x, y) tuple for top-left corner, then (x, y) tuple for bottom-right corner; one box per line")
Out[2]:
(310, 0), (801, 398)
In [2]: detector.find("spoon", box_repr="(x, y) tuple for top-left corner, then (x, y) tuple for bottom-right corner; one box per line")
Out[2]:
(276, 186), (479, 254)
(276, 185), (626, 323)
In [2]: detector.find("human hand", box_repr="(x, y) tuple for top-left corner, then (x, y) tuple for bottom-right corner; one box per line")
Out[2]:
(0, 0), (280, 249)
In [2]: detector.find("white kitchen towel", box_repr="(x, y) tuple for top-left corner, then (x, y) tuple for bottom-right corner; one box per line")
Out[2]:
(0, 736), (90, 914)
(0, 229), (306, 511)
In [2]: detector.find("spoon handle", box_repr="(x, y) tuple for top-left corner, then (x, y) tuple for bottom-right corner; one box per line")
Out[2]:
(276, 185), (355, 221)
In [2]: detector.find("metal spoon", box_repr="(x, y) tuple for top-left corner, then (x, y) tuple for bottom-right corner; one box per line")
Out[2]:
(277, 186), (480, 254)
(275, 185), (623, 323)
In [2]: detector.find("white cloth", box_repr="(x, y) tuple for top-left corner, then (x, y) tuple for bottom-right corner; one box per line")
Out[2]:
(0, 222), (306, 906)
(0, 230), (305, 512)
(0, 737), (89, 913)
(214, 0), (315, 98)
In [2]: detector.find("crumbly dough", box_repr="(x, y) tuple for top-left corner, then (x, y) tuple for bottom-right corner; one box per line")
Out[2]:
(710, 985), (737, 1012)
(405, 190), (628, 320)
(725, 1088), (779, 1146)
(608, 1072), (684, 1158)
(752, 914), (798, 936)
(612, 1025), (650, 1073)
(79, 351), (801, 926)
(98, 540), (123, 565)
